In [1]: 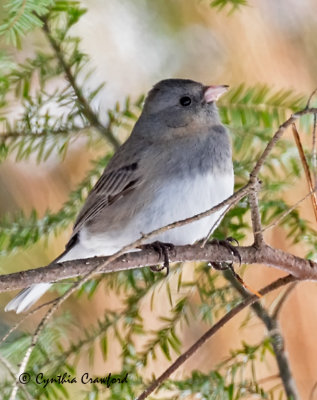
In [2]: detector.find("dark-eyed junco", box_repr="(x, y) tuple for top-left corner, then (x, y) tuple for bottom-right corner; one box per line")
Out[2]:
(5, 79), (233, 313)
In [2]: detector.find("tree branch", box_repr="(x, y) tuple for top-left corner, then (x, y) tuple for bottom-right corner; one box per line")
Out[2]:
(312, 113), (317, 187)
(0, 243), (316, 292)
(271, 282), (297, 320)
(248, 178), (264, 247)
(223, 270), (299, 400)
(136, 274), (297, 400)
(259, 188), (317, 234)
(250, 107), (317, 178)
(41, 17), (120, 149)
(292, 123), (317, 221)
(0, 354), (33, 400)
(0, 125), (90, 141)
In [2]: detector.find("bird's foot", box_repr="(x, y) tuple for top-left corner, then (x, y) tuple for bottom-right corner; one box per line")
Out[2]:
(140, 241), (175, 276)
(208, 238), (261, 298)
(209, 237), (241, 270)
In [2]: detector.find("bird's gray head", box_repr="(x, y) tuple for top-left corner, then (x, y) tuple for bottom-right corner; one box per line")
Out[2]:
(136, 79), (228, 140)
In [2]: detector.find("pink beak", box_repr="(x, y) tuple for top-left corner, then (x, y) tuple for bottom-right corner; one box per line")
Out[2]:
(204, 85), (229, 103)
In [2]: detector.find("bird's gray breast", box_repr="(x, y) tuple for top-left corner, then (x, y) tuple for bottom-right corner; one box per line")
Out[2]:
(134, 128), (234, 244)
(155, 126), (232, 179)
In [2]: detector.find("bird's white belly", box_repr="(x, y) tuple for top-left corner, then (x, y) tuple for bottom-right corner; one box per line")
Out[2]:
(142, 171), (234, 245)
(61, 171), (233, 261)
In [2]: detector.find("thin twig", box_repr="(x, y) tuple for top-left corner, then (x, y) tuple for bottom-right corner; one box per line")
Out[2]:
(201, 200), (235, 248)
(305, 88), (317, 110)
(248, 179), (264, 247)
(9, 307), (60, 400)
(5, 0), (27, 32)
(258, 187), (317, 234)
(0, 126), (90, 142)
(136, 275), (296, 400)
(292, 123), (317, 222)
(0, 355), (33, 400)
(312, 113), (317, 188)
(257, 374), (280, 384)
(271, 282), (297, 320)
(0, 298), (60, 346)
(41, 17), (120, 149)
(223, 270), (299, 400)
(250, 107), (317, 178)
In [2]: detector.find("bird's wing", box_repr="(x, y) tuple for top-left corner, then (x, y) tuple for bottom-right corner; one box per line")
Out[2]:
(71, 161), (141, 237)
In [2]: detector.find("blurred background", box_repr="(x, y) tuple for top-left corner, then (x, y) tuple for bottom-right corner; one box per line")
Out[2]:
(1, 0), (317, 398)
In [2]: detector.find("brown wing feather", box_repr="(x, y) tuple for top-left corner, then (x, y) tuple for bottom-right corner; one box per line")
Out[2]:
(71, 162), (140, 235)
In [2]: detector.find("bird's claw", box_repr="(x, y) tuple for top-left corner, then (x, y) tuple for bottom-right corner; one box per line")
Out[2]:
(140, 241), (175, 276)
(209, 237), (241, 270)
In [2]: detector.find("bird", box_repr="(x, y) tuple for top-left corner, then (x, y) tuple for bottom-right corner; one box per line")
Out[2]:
(5, 78), (234, 313)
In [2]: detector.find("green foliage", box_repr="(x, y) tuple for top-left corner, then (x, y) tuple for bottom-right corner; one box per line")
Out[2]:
(0, 1), (86, 47)
(163, 338), (278, 400)
(219, 84), (306, 130)
(0, 266), (279, 399)
(210, 0), (248, 14)
(0, 0), (54, 47)
(213, 84), (317, 257)
(0, 2), (316, 400)
(0, 153), (111, 255)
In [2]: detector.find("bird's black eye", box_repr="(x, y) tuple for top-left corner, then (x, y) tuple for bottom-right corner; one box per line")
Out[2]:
(179, 96), (192, 106)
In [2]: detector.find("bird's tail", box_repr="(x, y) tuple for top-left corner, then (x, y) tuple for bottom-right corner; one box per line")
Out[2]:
(4, 236), (79, 314)
(4, 283), (52, 314)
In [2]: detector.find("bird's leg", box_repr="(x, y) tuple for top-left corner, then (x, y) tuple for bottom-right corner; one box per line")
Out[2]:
(208, 239), (262, 298)
(139, 241), (175, 276)
(208, 236), (241, 270)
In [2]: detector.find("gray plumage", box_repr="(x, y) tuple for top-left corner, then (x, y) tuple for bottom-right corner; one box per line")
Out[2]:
(5, 78), (234, 313)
